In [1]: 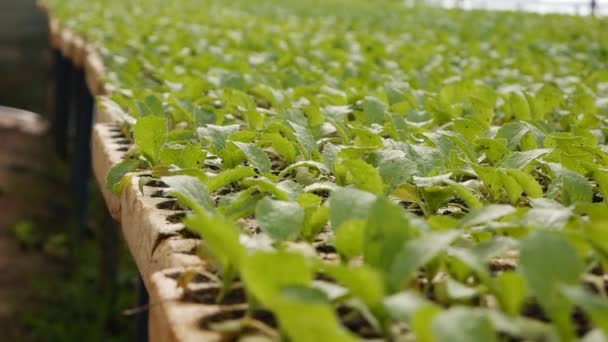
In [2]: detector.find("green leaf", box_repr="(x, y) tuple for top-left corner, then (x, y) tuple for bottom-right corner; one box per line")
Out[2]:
(242, 177), (290, 201)
(159, 144), (206, 169)
(499, 172), (523, 204)
(361, 96), (387, 124)
(198, 124), (241, 152)
(495, 122), (544, 150)
(288, 121), (316, 159)
(500, 149), (551, 169)
(137, 95), (164, 117)
(364, 197), (418, 275)
(334, 220), (365, 261)
(472, 166), (503, 200)
(503, 91), (531, 121)
(275, 294), (357, 342)
(329, 187), (376, 230)
(241, 251), (313, 309)
(561, 286), (608, 336)
(520, 231), (583, 340)
(279, 161), (331, 179)
(436, 277), (478, 301)
(388, 231), (459, 292)
(377, 150), (418, 190)
(134, 116), (167, 164)
(207, 166), (256, 193)
(477, 138), (510, 165)
(462, 204), (517, 227)
(523, 200), (573, 229)
(495, 272), (527, 316)
(547, 163), (593, 205)
(323, 264), (385, 310)
(453, 118), (487, 143)
(506, 169), (543, 199)
(231, 141), (271, 174)
(219, 188), (263, 220)
(262, 132), (296, 164)
(106, 159), (141, 193)
(561, 171), (594, 205)
(255, 198), (304, 241)
(593, 169), (608, 202)
(185, 211), (245, 294)
(433, 307), (497, 342)
(383, 292), (435, 322)
(302, 205), (329, 241)
(412, 306), (443, 342)
(338, 159), (385, 195)
(162, 175), (215, 214)
(528, 84), (562, 120)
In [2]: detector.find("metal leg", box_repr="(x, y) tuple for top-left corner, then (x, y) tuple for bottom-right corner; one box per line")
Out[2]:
(136, 276), (149, 342)
(71, 67), (94, 240)
(52, 49), (72, 160)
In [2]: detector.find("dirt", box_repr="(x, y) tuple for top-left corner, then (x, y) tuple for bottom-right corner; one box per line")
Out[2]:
(184, 285), (247, 305)
(0, 108), (56, 340)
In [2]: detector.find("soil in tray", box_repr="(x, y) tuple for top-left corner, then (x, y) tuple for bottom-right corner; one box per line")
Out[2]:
(337, 305), (383, 339)
(522, 300), (594, 338)
(199, 307), (278, 333)
(144, 179), (169, 188)
(156, 199), (185, 211)
(183, 285), (247, 305)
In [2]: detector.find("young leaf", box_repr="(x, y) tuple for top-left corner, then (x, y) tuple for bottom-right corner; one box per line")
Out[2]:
(241, 251), (313, 309)
(162, 175), (215, 214)
(377, 150), (418, 190)
(520, 231), (583, 340)
(495, 272), (528, 316)
(207, 166), (256, 193)
(288, 121), (316, 159)
(364, 197), (418, 275)
(361, 96), (387, 124)
(461, 204), (517, 227)
(500, 149), (551, 170)
(388, 231), (459, 292)
(185, 211), (245, 296)
(329, 187), (376, 230)
(275, 292), (357, 342)
(106, 159), (141, 193)
(198, 124), (241, 152)
(159, 144), (206, 169)
(323, 264), (385, 310)
(255, 198), (304, 241)
(561, 286), (608, 336)
(302, 205), (329, 241)
(231, 141), (271, 174)
(338, 159), (386, 195)
(134, 116), (167, 164)
(506, 169), (543, 199)
(433, 307), (497, 342)
(334, 220), (365, 261)
(412, 305), (443, 342)
(262, 132), (296, 164)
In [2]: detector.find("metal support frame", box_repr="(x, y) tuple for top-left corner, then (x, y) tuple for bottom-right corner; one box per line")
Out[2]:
(71, 67), (94, 239)
(50, 50), (150, 342)
(137, 276), (150, 342)
(52, 49), (72, 160)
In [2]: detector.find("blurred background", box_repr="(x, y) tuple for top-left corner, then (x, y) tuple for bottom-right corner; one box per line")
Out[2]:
(0, 1), (137, 341)
(427, 0), (605, 16)
(0, 0), (47, 113)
